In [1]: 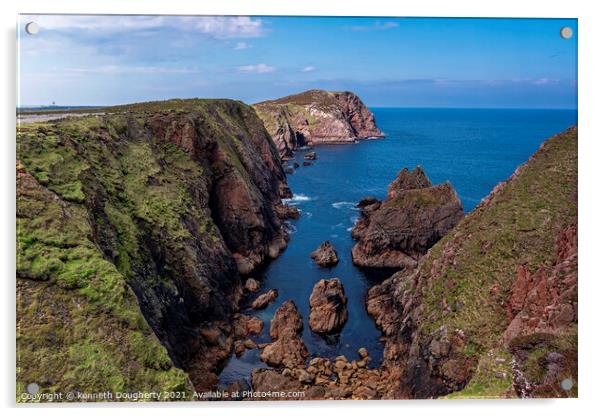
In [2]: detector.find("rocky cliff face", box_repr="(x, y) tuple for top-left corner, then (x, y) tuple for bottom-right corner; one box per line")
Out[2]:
(351, 167), (464, 270)
(253, 89), (384, 158)
(367, 126), (578, 399)
(16, 99), (293, 397)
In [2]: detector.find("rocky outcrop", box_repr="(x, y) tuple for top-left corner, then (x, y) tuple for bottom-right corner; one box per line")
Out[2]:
(254, 89), (384, 158)
(16, 98), (293, 396)
(260, 300), (309, 368)
(310, 241), (339, 267)
(351, 166), (464, 269)
(309, 278), (348, 334)
(251, 289), (279, 310)
(251, 349), (391, 400)
(367, 126), (578, 399)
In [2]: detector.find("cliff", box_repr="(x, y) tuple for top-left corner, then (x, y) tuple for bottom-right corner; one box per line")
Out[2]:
(16, 98), (293, 399)
(253, 89), (384, 158)
(367, 126), (578, 399)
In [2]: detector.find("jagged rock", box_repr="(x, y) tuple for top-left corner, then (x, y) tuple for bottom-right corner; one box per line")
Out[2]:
(260, 300), (309, 368)
(254, 89), (384, 158)
(310, 241), (339, 267)
(275, 203), (300, 220)
(244, 278), (260, 293)
(251, 289), (279, 310)
(357, 196), (378, 208)
(304, 151), (317, 160)
(309, 278), (348, 334)
(351, 166), (464, 269)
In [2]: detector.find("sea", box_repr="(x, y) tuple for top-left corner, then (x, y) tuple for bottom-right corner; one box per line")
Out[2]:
(218, 107), (577, 385)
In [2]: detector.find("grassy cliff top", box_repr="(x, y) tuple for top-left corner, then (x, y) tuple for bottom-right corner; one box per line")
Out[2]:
(18, 98), (247, 116)
(254, 89), (352, 108)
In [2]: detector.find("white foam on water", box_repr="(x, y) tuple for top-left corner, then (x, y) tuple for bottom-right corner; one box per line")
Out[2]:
(283, 193), (313, 205)
(331, 201), (359, 210)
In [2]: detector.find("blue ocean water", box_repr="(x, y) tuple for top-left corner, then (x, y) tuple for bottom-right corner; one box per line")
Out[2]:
(218, 107), (577, 385)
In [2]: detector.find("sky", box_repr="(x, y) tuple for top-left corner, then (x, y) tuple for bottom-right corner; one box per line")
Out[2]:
(17, 15), (577, 108)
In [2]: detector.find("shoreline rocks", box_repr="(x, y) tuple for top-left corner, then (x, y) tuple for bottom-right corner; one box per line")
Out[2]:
(310, 241), (339, 267)
(351, 166), (464, 269)
(308, 278), (348, 334)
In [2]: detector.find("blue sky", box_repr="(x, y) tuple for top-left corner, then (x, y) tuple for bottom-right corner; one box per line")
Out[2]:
(18, 15), (577, 108)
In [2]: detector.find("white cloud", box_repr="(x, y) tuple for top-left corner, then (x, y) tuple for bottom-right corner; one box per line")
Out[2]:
(301, 66), (316, 72)
(234, 42), (251, 50)
(349, 21), (399, 31)
(194, 16), (264, 39)
(237, 63), (275, 74)
(20, 15), (265, 38)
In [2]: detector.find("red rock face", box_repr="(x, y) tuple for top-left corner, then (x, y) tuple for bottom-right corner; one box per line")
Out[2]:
(254, 89), (384, 158)
(352, 167), (464, 269)
(503, 223), (578, 345)
(146, 105), (289, 275)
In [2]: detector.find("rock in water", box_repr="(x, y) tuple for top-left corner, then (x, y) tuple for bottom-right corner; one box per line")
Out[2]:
(309, 278), (349, 334)
(260, 300), (309, 368)
(304, 151), (317, 160)
(253, 89), (384, 159)
(310, 241), (339, 267)
(251, 289), (279, 310)
(351, 166), (464, 269)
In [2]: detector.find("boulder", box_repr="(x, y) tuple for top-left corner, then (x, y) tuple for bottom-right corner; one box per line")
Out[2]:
(251, 289), (279, 310)
(304, 151), (317, 160)
(244, 278), (260, 293)
(310, 241), (339, 267)
(260, 300), (309, 368)
(308, 278), (348, 334)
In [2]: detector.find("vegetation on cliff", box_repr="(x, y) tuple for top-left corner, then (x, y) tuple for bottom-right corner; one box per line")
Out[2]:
(17, 98), (292, 398)
(368, 126), (578, 399)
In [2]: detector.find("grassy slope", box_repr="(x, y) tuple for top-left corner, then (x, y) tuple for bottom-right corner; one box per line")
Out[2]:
(16, 156), (191, 401)
(415, 127), (577, 398)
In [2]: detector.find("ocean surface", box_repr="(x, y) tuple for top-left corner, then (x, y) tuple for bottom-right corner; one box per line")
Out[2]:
(218, 107), (577, 385)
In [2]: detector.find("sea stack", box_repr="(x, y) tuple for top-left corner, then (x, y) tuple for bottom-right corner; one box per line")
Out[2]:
(351, 166), (464, 270)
